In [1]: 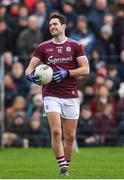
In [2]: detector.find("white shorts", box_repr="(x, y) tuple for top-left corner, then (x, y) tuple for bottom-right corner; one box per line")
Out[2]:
(43, 96), (80, 120)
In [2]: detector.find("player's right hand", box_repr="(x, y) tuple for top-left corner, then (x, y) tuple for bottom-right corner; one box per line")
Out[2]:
(26, 70), (41, 86)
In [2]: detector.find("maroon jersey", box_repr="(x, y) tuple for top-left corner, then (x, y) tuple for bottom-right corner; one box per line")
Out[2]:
(33, 38), (86, 98)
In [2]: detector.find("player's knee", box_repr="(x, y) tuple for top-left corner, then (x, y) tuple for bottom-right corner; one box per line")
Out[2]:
(66, 134), (75, 144)
(52, 129), (61, 139)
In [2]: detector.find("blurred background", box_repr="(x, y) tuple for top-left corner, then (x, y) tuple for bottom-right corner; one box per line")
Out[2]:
(0, 0), (124, 148)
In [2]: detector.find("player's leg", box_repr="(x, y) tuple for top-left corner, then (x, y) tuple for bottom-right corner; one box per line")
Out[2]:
(61, 98), (80, 168)
(62, 119), (78, 167)
(47, 112), (68, 176)
(47, 112), (64, 157)
(44, 97), (68, 176)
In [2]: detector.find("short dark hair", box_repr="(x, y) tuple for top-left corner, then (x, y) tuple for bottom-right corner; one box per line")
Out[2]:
(49, 13), (67, 25)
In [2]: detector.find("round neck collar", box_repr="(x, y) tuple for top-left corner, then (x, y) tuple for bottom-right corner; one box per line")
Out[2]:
(52, 37), (68, 44)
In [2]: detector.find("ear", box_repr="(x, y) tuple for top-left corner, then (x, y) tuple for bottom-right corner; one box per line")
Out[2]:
(62, 24), (66, 30)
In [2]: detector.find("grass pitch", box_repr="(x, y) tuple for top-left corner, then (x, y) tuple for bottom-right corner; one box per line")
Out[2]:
(0, 147), (124, 179)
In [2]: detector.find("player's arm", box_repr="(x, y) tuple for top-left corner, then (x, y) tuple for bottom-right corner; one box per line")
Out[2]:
(69, 55), (90, 78)
(25, 56), (42, 85)
(53, 56), (90, 83)
(25, 56), (41, 75)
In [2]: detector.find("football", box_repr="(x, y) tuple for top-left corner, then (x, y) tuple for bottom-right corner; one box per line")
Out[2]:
(34, 64), (53, 84)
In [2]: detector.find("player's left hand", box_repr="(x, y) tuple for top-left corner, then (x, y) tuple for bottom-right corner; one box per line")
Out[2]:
(53, 67), (70, 82)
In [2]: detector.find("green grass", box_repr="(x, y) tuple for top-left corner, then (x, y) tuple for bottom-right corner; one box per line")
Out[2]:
(0, 147), (124, 179)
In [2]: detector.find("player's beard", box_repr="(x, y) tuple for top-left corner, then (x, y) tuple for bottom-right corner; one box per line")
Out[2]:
(52, 33), (59, 38)
(51, 29), (61, 38)
(51, 32), (60, 38)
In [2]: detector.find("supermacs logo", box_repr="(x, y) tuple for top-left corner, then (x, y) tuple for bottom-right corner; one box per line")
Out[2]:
(47, 56), (73, 64)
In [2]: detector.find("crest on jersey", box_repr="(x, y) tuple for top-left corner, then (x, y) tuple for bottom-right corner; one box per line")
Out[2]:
(66, 47), (71, 52)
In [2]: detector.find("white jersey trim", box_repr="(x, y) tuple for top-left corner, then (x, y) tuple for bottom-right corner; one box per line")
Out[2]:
(52, 37), (68, 44)
(67, 38), (81, 44)
(38, 39), (52, 46)
(77, 55), (88, 60)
